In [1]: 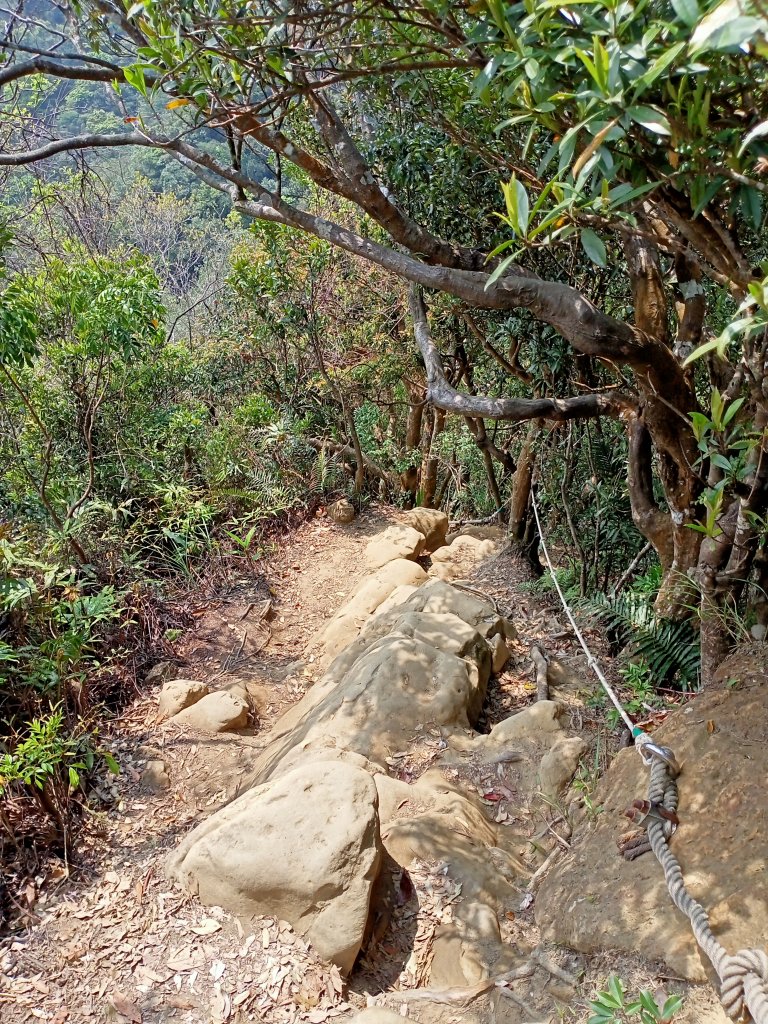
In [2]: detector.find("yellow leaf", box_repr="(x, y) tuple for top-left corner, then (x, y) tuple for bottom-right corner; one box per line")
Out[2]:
(166, 97), (191, 110)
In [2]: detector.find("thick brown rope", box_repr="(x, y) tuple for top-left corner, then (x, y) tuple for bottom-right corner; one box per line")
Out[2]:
(642, 749), (768, 1022)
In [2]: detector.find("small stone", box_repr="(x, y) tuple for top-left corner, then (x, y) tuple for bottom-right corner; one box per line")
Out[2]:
(158, 679), (210, 720)
(145, 661), (177, 686)
(170, 691), (248, 732)
(141, 760), (170, 793)
(327, 498), (356, 524)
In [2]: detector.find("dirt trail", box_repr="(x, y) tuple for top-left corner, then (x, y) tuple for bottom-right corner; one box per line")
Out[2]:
(0, 506), (424, 1024)
(0, 507), (729, 1024)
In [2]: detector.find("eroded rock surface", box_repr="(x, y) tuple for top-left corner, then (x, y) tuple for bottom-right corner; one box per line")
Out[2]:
(402, 508), (449, 552)
(309, 558), (428, 668)
(327, 498), (356, 524)
(167, 761), (382, 974)
(429, 533), (503, 582)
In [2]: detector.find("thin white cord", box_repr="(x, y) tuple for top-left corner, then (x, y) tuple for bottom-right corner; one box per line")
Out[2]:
(529, 489), (636, 733)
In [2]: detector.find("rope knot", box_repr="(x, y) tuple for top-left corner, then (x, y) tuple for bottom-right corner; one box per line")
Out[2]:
(720, 948), (768, 1022)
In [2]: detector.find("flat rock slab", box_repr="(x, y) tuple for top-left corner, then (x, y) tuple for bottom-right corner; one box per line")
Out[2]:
(536, 669), (768, 981)
(167, 760), (382, 975)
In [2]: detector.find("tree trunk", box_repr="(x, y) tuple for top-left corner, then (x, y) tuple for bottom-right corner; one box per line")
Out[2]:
(405, 381), (425, 451)
(509, 420), (542, 573)
(420, 405), (445, 508)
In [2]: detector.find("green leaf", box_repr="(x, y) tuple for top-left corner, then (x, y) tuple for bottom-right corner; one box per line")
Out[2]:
(671, 0), (700, 26)
(627, 105), (672, 136)
(710, 452), (732, 471)
(662, 994), (685, 1018)
(68, 766), (80, 789)
(123, 63), (148, 98)
(692, 176), (726, 217)
(103, 752), (120, 775)
(691, 8), (764, 52)
(580, 228), (607, 267)
(634, 41), (687, 89)
(500, 177), (530, 236)
(722, 396), (745, 426)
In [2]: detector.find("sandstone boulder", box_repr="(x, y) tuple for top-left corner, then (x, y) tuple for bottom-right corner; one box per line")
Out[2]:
(158, 678), (209, 720)
(167, 761), (382, 974)
(536, 665), (768, 981)
(430, 534), (501, 582)
(251, 632), (488, 784)
(170, 690), (248, 732)
(327, 498), (356, 524)
(363, 524), (426, 570)
(402, 508), (449, 552)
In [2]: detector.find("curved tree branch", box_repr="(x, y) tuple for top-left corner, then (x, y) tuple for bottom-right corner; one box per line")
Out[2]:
(0, 131), (153, 164)
(408, 285), (635, 423)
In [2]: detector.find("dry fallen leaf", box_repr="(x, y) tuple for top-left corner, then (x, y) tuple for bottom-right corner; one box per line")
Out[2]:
(189, 918), (222, 936)
(110, 991), (142, 1023)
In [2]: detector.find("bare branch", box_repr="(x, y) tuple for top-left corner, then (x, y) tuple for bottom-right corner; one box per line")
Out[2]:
(409, 285), (635, 424)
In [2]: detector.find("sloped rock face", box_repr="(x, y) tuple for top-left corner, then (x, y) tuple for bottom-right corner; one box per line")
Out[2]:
(535, 666), (768, 982)
(309, 558), (428, 669)
(167, 761), (381, 975)
(250, 631), (488, 785)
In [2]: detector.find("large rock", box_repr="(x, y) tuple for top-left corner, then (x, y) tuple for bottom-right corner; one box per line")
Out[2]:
(167, 761), (382, 974)
(170, 690), (248, 732)
(402, 508), (449, 552)
(309, 558), (427, 668)
(430, 534), (501, 582)
(157, 678), (209, 720)
(364, 524), (426, 570)
(535, 665), (768, 982)
(251, 632), (489, 785)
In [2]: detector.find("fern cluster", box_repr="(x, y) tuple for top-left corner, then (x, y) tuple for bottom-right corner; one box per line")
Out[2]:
(582, 591), (700, 690)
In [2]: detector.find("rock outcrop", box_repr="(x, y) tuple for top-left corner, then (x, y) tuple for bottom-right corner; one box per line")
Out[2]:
(308, 558), (428, 668)
(167, 519), (587, 999)
(430, 533), (503, 581)
(402, 508), (449, 552)
(167, 761), (381, 974)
